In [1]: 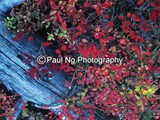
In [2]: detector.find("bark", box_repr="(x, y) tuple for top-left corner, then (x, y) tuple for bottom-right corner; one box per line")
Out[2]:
(0, 0), (71, 119)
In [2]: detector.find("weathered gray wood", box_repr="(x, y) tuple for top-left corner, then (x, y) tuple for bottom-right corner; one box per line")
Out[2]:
(0, 0), (72, 119)
(0, 14), (69, 96)
(0, 0), (25, 14)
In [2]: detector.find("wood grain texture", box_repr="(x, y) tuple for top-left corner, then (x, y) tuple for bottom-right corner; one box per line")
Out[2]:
(0, 1), (71, 119)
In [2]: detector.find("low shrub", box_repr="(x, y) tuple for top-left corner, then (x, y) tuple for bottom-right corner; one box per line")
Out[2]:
(3, 0), (160, 119)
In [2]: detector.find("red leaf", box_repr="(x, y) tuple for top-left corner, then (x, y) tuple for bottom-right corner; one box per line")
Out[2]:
(127, 12), (131, 17)
(28, 36), (34, 41)
(8, 116), (13, 120)
(103, 1), (114, 8)
(139, 36), (144, 42)
(145, 79), (151, 85)
(77, 72), (83, 77)
(61, 44), (67, 51)
(24, 53), (31, 59)
(69, 0), (76, 4)
(107, 21), (114, 27)
(57, 12), (63, 23)
(156, 67), (160, 73)
(78, 49), (90, 58)
(107, 36), (114, 41)
(129, 31), (136, 39)
(118, 15), (125, 20)
(132, 46), (140, 53)
(124, 71), (130, 77)
(148, 64), (155, 73)
(13, 32), (25, 41)
(104, 14), (110, 19)
(150, 10), (157, 21)
(137, 0), (144, 5)
(65, 80), (71, 89)
(90, 44), (99, 58)
(29, 69), (36, 80)
(61, 21), (67, 30)
(38, 0), (43, 5)
(144, 51), (151, 56)
(95, 7), (101, 15)
(117, 70), (122, 82)
(158, 50), (160, 56)
(56, 49), (61, 55)
(89, 110), (95, 120)
(129, 60), (135, 65)
(135, 17), (141, 22)
(96, 26), (101, 32)
(84, 2), (90, 7)
(131, 14), (137, 19)
(21, 102), (26, 110)
(49, 74), (53, 78)
(35, 72), (39, 79)
(78, 44), (99, 58)
(72, 31), (82, 39)
(111, 65), (120, 71)
(100, 38), (108, 44)
(120, 39), (127, 45)
(42, 42), (52, 47)
(49, 0), (54, 6)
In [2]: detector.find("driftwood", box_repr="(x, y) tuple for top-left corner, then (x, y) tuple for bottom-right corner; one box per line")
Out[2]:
(0, 0), (76, 119)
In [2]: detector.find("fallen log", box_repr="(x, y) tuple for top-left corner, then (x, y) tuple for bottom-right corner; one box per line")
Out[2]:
(1, 1), (159, 120)
(0, 0), (74, 119)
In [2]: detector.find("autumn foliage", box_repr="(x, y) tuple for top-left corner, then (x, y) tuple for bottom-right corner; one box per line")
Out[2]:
(3, 0), (160, 119)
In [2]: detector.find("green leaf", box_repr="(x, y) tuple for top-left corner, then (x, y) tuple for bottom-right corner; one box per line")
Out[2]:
(22, 109), (29, 117)
(136, 101), (142, 106)
(34, 12), (39, 17)
(12, 26), (16, 29)
(6, 17), (10, 20)
(59, 33), (64, 37)
(56, 29), (59, 33)
(47, 33), (55, 41)
(135, 86), (141, 92)
(63, 30), (67, 34)
(45, 22), (51, 28)
(63, 34), (68, 38)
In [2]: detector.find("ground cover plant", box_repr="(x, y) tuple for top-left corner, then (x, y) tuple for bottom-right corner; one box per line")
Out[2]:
(2, 0), (160, 119)
(0, 82), (58, 120)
